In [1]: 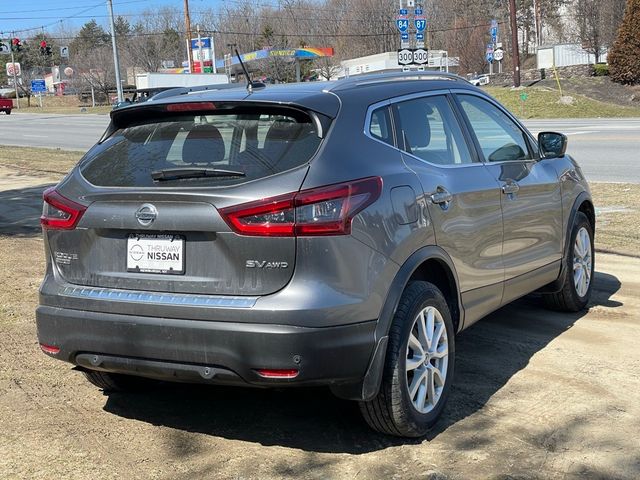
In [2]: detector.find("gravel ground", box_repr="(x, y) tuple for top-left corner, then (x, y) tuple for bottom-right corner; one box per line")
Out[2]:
(1, 168), (639, 480)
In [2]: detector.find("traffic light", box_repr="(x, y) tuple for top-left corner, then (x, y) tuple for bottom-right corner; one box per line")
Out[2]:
(11, 38), (22, 52)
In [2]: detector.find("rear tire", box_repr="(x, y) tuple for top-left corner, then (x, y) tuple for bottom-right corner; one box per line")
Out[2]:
(543, 212), (594, 312)
(82, 370), (153, 392)
(359, 281), (455, 437)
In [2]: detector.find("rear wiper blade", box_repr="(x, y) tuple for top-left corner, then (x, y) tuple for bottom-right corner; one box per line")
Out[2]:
(151, 167), (246, 182)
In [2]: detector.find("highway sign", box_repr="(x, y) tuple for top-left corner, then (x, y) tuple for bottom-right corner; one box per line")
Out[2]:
(397, 48), (413, 66)
(491, 19), (498, 28)
(415, 18), (427, 32)
(413, 48), (429, 65)
(6, 62), (20, 76)
(0, 42), (9, 55)
(31, 79), (46, 93)
(490, 27), (498, 37)
(399, 9), (408, 15)
(396, 18), (409, 33)
(60, 46), (69, 58)
(494, 48), (504, 61)
(486, 52), (494, 63)
(415, 8), (423, 15)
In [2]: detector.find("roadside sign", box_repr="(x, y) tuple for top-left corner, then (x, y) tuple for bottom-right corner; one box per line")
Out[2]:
(0, 42), (10, 55)
(191, 38), (211, 49)
(415, 17), (427, 32)
(60, 46), (69, 58)
(416, 32), (425, 48)
(490, 27), (498, 37)
(399, 8), (408, 15)
(486, 52), (494, 63)
(520, 92), (529, 101)
(31, 79), (46, 93)
(6, 62), (20, 76)
(397, 48), (413, 66)
(396, 18), (409, 33)
(415, 8), (423, 15)
(413, 48), (429, 65)
(491, 19), (498, 28)
(494, 48), (504, 61)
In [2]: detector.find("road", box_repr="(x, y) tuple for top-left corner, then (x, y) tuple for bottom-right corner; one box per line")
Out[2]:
(1, 113), (638, 183)
(0, 113), (109, 151)
(524, 118), (640, 183)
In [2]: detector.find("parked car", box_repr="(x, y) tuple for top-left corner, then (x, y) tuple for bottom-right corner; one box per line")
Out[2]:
(36, 72), (595, 437)
(0, 98), (12, 114)
(469, 74), (490, 86)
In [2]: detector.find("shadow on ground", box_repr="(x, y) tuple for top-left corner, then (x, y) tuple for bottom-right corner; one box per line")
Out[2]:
(102, 271), (622, 455)
(0, 183), (53, 236)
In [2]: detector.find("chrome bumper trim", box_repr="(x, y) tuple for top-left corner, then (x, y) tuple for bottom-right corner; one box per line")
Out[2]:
(60, 285), (257, 308)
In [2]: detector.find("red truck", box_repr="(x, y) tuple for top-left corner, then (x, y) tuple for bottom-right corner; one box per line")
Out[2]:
(0, 98), (12, 114)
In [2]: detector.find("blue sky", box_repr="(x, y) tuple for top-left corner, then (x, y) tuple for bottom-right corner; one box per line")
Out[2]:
(0, 0), (219, 37)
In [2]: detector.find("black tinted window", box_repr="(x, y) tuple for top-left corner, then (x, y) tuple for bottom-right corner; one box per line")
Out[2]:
(395, 95), (473, 165)
(458, 94), (532, 162)
(80, 108), (321, 187)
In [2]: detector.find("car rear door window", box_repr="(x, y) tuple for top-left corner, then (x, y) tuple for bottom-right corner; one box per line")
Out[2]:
(394, 95), (474, 165)
(80, 108), (321, 188)
(457, 94), (533, 162)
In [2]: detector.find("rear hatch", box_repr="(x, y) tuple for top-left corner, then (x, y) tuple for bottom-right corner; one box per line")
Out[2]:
(43, 100), (329, 296)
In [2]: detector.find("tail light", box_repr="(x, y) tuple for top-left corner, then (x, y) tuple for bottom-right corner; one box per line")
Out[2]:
(219, 176), (382, 237)
(40, 188), (87, 230)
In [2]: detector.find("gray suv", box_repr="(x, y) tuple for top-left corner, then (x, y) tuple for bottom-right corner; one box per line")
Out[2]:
(36, 73), (595, 437)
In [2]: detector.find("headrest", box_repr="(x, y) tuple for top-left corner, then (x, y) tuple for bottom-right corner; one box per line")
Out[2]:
(182, 124), (225, 164)
(398, 101), (432, 149)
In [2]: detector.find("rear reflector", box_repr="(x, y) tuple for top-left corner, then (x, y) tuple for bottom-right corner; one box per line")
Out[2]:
(40, 188), (87, 230)
(255, 369), (299, 379)
(39, 343), (60, 355)
(219, 176), (382, 237)
(166, 102), (216, 112)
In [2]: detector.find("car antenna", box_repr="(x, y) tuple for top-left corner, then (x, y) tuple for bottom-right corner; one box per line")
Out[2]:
(235, 48), (265, 93)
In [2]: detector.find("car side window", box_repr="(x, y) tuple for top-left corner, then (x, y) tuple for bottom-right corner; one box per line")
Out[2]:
(457, 94), (533, 162)
(395, 95), (474, 166)
(369, 106), (394, 146)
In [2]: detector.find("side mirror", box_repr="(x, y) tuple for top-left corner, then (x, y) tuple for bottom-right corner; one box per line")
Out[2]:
(538, 131), (567, 159)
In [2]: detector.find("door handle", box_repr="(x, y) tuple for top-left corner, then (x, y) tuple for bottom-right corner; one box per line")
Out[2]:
(430, 189), (453, 205)
(501, 181), (520, 195)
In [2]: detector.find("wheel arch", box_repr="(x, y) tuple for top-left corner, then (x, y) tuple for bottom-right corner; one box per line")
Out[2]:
(332, 246), (463, 401)
(539, 190), (594, 294)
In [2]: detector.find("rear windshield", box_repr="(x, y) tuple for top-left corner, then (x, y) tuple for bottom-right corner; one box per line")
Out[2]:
(80, 107), (322, 187)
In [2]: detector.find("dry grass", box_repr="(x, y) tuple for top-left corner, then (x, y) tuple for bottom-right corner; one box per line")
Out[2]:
(591, 183), (640, 257)
(10, 95), (111, 115)
(0, 145), (82, 177)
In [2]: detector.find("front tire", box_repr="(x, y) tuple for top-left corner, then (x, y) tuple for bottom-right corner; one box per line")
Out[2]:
(359, 281), (455, 437)
(544, 211), (594, 312)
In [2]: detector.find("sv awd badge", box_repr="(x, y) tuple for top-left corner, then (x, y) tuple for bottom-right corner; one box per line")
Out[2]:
(246, 260), (289, 269)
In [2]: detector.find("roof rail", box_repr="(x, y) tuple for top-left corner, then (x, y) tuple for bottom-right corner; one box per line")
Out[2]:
(150, 82), (244, 102)
(330, 71), (470, 91)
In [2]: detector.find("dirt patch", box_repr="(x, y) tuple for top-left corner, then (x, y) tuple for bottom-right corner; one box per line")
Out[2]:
(591, 183), (640, 257)
(535, 77), (640, 109)
(1, 238), (638, 479)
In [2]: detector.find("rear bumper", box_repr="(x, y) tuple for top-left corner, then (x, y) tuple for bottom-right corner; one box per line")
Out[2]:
(36, 305), (377, 387)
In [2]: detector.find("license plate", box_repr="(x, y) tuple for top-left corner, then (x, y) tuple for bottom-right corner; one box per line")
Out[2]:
(126, 234), (184, 274)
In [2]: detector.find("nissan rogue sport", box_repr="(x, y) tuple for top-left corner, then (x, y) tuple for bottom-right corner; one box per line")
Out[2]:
(36, 72), (595, 437)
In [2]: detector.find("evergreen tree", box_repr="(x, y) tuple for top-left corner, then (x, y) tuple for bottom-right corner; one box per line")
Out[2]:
(609, 0), (640, 84)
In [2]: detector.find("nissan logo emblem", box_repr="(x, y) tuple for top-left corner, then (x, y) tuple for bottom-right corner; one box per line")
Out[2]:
(135, 204), (158, 227)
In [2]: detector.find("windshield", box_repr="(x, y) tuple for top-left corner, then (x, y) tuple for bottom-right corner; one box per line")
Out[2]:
(80, 108), (322, 188)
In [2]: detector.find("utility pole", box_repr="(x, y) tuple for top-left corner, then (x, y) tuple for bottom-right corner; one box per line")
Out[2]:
(9, 35), (20, 110)
(107, 0), (124, 103)
(184, 0), (194, 74)
(508, 0), (521, 87)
